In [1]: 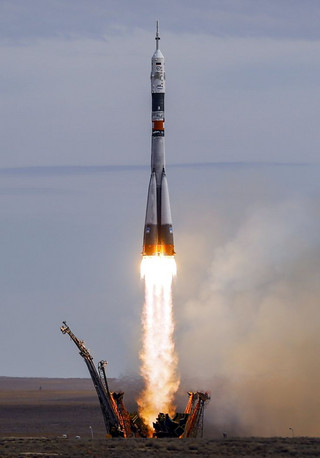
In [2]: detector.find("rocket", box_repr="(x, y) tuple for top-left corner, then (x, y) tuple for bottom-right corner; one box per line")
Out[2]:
(142, 22), (175, 257)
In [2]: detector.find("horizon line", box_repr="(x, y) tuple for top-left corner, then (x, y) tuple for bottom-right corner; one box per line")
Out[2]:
(0, 161), (315, 176)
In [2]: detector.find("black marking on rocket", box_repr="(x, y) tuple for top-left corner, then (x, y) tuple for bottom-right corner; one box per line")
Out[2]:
(152, 93), (164, 113)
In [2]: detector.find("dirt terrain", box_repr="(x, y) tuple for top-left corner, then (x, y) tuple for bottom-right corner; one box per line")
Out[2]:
(1, 436), (320, 457)
(0, 376), (143, 438)
(0, 377), (319, 457)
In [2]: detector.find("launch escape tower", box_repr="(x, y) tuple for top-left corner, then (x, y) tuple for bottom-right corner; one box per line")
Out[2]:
(60, 322), (210, 438)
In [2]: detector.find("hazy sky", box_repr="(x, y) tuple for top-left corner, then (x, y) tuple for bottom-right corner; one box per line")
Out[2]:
(1, 0), (320, 167)
(1, 0), (320, 436)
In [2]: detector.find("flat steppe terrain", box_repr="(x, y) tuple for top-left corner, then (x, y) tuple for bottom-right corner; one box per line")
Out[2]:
(0, 376), (107, 438)
(1, 436), (320, 457)
(0, 377), (319, 457)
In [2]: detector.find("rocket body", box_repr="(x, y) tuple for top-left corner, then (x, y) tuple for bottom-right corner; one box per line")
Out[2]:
(143, 23), (175, 257)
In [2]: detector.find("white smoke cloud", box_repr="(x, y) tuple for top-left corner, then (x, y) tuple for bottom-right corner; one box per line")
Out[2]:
(177, 199), (320, 436)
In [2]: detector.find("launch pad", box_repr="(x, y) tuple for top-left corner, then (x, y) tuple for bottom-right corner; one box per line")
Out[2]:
(61, 322), (210, 439)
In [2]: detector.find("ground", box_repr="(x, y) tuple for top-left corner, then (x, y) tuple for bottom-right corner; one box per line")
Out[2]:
(0, 377), (319, 457)
(1, 437), (320, 457)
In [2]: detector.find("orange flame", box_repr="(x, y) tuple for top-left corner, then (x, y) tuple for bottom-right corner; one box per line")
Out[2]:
(138, 255), (180, 430)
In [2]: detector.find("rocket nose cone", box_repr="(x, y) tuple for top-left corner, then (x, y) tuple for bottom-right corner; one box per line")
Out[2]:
(152, 49), (164, 59)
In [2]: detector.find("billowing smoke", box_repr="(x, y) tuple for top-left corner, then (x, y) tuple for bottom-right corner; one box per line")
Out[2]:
(177, 199), (320, 436)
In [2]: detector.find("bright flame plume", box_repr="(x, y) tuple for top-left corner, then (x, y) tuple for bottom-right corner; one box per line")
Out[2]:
(138, 255), (180, 430)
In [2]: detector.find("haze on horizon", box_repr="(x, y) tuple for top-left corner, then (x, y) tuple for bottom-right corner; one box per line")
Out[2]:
(0, 0), (319, 437)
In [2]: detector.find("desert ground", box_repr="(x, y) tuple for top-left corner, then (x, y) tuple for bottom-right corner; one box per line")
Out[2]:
(2, 436), (320, 457)
(0, 377), (319, 457)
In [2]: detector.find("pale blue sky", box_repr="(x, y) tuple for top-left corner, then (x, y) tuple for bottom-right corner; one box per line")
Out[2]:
(1, 0), (320, 167)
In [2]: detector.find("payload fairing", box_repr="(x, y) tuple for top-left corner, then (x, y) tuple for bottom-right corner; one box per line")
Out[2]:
(142, 22), (175, 257)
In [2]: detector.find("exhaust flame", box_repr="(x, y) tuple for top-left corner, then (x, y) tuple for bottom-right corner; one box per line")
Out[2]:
(138, 255), (180, 429)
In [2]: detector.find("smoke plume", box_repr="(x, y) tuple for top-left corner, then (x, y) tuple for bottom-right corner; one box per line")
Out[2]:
(177, 199), (320, 436)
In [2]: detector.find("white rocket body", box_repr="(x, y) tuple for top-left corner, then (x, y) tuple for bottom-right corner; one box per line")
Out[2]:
(143, 23), (174, 257)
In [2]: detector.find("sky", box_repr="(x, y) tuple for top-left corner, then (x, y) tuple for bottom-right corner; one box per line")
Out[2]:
(1, 0), (320, 436)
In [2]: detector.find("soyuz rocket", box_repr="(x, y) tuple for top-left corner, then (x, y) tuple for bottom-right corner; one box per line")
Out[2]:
(142, 22), (175, 257)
